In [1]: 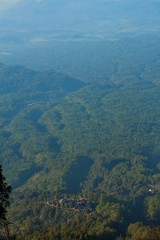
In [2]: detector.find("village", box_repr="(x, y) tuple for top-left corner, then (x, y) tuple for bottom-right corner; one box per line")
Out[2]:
(47, 198), (96, 214)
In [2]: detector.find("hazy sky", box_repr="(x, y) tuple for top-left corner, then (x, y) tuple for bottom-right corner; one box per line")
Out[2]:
(0, 0), (160, 32)
(0, 0), (158, 11)
(0, 0), (20, 9)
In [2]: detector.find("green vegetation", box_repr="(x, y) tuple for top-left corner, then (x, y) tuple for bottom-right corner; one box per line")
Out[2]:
(0, 35), (160, 239)
(0, 165), (12, 239)
(0, 165), (11, 220)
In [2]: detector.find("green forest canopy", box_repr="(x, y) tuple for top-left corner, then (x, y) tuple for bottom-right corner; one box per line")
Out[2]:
(0, 35), (160, 239)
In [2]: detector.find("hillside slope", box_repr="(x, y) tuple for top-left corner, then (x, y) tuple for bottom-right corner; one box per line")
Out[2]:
(0, 45), (159, 238)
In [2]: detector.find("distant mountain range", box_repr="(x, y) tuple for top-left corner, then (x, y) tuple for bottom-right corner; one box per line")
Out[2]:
(1, 0), (160, 33)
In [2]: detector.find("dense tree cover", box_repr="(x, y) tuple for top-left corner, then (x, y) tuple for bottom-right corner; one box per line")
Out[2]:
(13, 35), (160, 84)
(0, 35), (160, 239)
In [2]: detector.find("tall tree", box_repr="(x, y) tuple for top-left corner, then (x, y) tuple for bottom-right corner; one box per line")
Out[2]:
(0, 165), (11, 220)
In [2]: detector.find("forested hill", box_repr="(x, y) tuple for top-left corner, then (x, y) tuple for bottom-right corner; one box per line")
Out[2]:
(0, 63), (85, 130)
(0, 63), (84, 95)
(0, 63), (85, 185)
(0, 0), (160, 238)
(0, 38), (160, 240)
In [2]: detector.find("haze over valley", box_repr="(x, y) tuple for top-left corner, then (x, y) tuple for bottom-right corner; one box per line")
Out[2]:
(0, 1), (160, 239)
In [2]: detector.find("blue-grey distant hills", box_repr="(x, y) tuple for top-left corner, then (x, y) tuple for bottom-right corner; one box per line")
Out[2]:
(0, 0), (160, 75)
(1, 0), (160, 34)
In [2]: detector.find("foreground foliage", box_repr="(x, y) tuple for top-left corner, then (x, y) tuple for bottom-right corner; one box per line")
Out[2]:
(0, 165), (11, 220)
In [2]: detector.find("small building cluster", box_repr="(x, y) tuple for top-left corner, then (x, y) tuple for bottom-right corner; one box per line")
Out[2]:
(47, 198), (96, 214)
